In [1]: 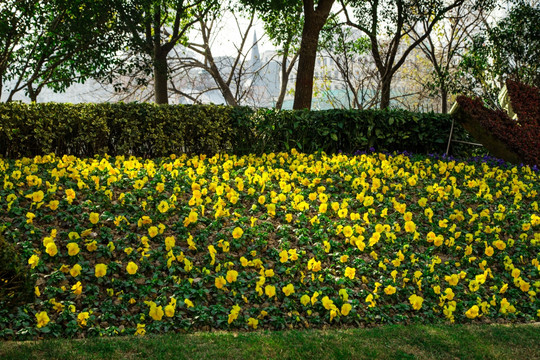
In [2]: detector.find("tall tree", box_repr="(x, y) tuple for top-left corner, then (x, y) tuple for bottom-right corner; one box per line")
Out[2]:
(341, 0), (469, 109)
(171, 2), (264, 106)
(411, 0), (494, 113)
(116, 0), (215, 104)
(319, 21), (379, 109)
(258, 2), (303, 109)
(241, 0), (336, 110)
(459, 1), (540, 107)
(0, 0), (123, 102)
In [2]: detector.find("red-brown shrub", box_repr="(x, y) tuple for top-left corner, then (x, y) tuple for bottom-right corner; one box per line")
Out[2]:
(455, 80), (540, 166)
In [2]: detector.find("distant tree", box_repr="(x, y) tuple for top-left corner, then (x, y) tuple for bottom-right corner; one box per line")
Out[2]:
(341, 0), (473, 109)
(115, 0), (216, 104)
(258, 2), (303, 109)
(170, 2), (265, 106)
(458, 1), (540, 107)
(110, 1), (272, 107)
(0, 0), (124, 102)
(319, 21), (380, 109)
(241, 0), (336, 110)
(411, 0), (495, 113)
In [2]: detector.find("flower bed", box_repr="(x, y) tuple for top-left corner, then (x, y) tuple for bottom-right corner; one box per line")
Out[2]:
(0, 150), (539, 339)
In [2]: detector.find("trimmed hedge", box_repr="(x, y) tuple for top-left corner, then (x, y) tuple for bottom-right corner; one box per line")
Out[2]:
(0, 102), (472, 158)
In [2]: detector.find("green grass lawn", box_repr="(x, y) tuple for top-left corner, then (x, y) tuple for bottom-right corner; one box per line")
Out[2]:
(1, 324), (539, 360)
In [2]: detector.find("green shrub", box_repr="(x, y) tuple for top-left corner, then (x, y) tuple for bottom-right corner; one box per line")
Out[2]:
(0, 102), (473, 158)
(237, 108), (473, 156)
(0, 234), (35, 309)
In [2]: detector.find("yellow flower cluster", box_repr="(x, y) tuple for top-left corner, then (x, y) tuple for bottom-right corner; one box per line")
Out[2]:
(0, 150), (538, 337)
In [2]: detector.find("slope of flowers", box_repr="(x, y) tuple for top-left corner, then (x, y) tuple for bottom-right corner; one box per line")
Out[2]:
(0, 150), (539, 339)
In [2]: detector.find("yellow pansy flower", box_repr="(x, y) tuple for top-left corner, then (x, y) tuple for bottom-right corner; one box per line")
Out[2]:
(95, 263), (107, 278)
(35, 311), (50, 328)
(126, 262), (138, 275)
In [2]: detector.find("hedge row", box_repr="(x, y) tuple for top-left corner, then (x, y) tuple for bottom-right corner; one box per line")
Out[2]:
(0, 102), (472, 158)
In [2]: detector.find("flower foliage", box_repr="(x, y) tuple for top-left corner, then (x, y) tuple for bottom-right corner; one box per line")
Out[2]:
(0, 150), (538, 339)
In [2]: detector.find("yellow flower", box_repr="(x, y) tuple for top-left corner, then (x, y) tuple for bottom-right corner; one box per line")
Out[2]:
(28, 254), (40, 269)
(157, 201), (169, 213)
(228, 304), (241, 324)
(86, 240), (97, 252)
(265, 285), (276, 298)
(165, 305), (175, 317)
(341, 303), (352, 316)
(232, 227), (244, 239)
(95, 263), (107, 278)
(485, 246), (494, 257)
(322, 296), (335, 310)
(27, 190), (44, 203)
(67, 243), (80, 256)
(311, 292), (319, 305)
(300, 294), (310, 306)
(288, 249), (298, 261)
(184, 298), (194, 308)
(465, 305), (479, 319)
(148, 226), (158, 238)
(165, 236), (175, 251)
(493, 240), (506, 250)
(70, 264), (82, 277)
(215, 276), (227, 289)
(35, 311), (50, 328)
(89, 212), (100, 224)
(445, 274), (459, 286)
(307, 258), (322, 272)
(279, 250), (288, 263)
(282, 283), (295, 297)
(135, 323), (146, 336)
(344, 267), (356, 280)
(71, 281), (82, 296)
(384, 285), (396, 295)
(226, 270), (239, 283)
(188, 210), (198, 224)
(340, 255), (349, 263)
(247, 317), (259, 329)
(77, 312), (90, 326)
(343, 226), (353, 238)
(46, 242), (58, 257)
(404, 221), (416, 233)
(409, 294), (424, 310)
(149, 305), (164, 321)
(126, 262), (138, 275)
(48, 200), (59, 210)
(65, 188), (76, 201)
(265, 269), (275, 277)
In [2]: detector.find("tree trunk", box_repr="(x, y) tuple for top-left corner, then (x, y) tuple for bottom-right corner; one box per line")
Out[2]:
(276, 54), (290, 110)
(293, 25), (319, 110)
(380, 76), (392, 109)
(292, 0), (335, 110)
(441, 87), (448, 114)
(153, 49), (169, 104)
(28, 84), (37, 102)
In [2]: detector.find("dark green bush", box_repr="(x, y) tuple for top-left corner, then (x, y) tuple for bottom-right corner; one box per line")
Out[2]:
(0, 102), (472, 157)
(238, 108), (472, 156)
(0, 234), (35, 309)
